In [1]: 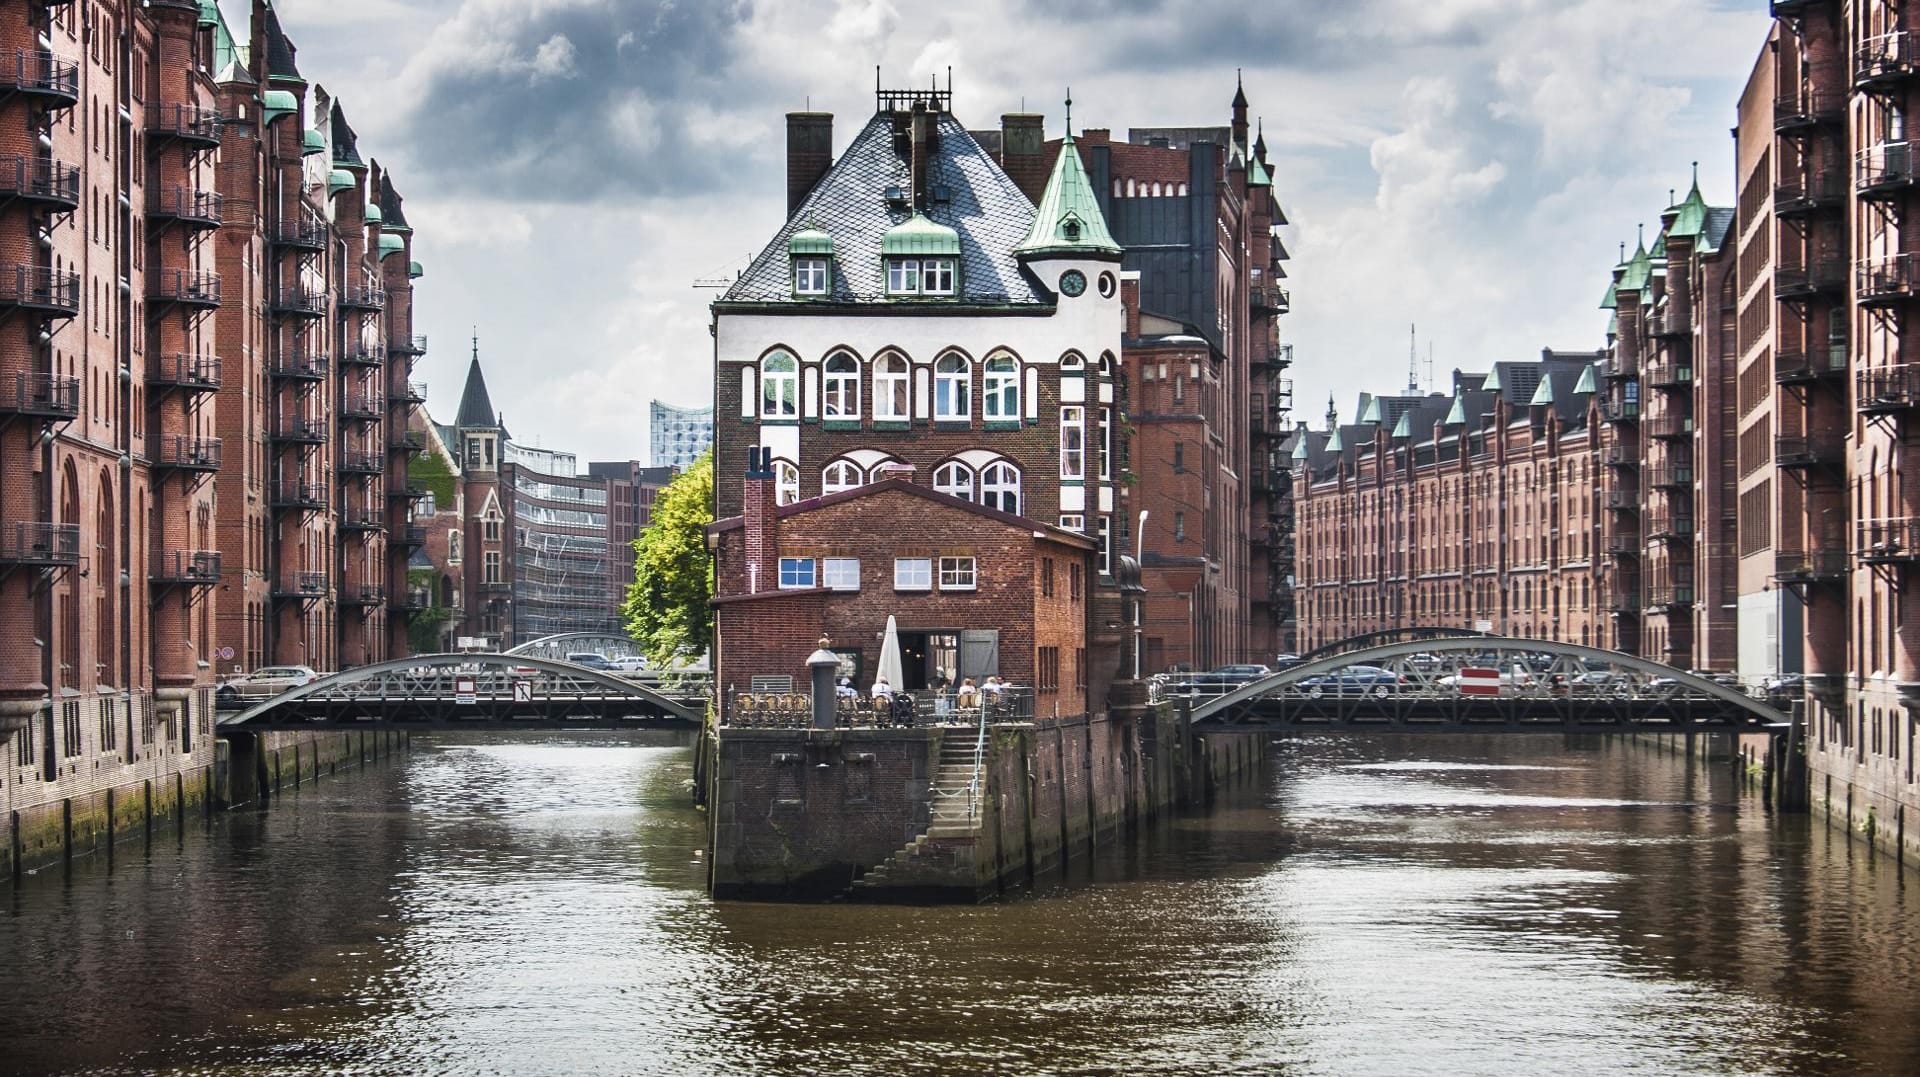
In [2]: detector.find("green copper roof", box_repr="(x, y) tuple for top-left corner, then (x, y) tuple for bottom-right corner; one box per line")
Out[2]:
(377, 233), (406, 259)
(1483, 367), (1503, 392)
(1016, 137), (1122, 259)
(1667, 174), (1709, 240)
(301, 129), (325, 156)
(1600, 277), (1618, 310)
(327, 169), (355, 195)
(1326, 428), (1345, 452)
(881, 213), (961, 257)
(1617, 237), (1653, 292)
(409, 260), (424, 280)
(1574, 363), (1599, 395)
(1445, 396), (1467, 425)
(1392, 411), (1413, 438)
(1358, 395), (1382, 424)
(1608, 311), (1618, 336)
(1530, 375), (1555, 407)
(1292, 436), (1310, 460)
(262, 90), (298, 124)
(1649, 231), (1667, 259)
(788, 225), (835, 257)
(198, 0), (221, 25)
(1249, 157), (1273, 188)
(365, 203), (383, 225)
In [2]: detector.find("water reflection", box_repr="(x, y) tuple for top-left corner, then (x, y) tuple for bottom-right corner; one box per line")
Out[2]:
(1, 733), (1917, 1075)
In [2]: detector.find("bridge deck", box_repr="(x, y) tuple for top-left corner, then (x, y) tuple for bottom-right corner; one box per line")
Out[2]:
(1196, 694), (1784, 736)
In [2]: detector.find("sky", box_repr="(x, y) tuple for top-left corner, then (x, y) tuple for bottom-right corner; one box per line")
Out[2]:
(264, 0), (1772, 462)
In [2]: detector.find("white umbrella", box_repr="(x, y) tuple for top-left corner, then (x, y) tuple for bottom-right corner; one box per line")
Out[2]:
(876, 615), (904, 691)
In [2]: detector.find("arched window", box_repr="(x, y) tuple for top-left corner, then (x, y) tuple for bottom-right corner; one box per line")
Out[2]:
(933, 461), (974, 501)
(822, 459), (863, 495)
(822, 352), (859, 419)
(1060, 352), (1085, 373)
(761, 352), (797, 418)
(983, 355), (1019, 420)
(774, 459), (800, 505)
(980, 461), (1020, 514)
(935, 354), (970, 419)
(873, 354), (910, 420)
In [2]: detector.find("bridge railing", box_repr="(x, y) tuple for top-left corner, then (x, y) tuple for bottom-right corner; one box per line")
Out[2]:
(721, 687), (1035, 728)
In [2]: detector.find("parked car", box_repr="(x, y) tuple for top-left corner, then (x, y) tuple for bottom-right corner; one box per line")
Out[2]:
(610, 655), (650, 672)
(1295, 665), (1403, 699)
(215, 665), (319, 708)
(1567, 670), (1634, 697)
(565, 652), (615, 671)
(1648, 669), (1744, 698)
(1762, 673), (1805, 708)
(1210, 664), (1271, 683)
(1272, 654), (1302, 672)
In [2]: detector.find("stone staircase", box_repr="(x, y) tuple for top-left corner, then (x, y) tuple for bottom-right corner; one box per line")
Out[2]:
(850, 734), (984, 894)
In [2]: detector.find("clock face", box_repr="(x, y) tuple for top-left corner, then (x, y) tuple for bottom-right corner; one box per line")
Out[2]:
(1059, 269), (1087, 297)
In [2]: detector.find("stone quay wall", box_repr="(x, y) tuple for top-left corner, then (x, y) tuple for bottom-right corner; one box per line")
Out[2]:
(708, 702), (1261, 901)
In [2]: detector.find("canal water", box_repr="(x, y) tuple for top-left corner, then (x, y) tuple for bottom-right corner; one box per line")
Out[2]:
(3, 733), (1918, 1075)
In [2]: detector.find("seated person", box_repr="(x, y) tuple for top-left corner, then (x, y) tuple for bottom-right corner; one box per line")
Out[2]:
(955, 677), (980, 708)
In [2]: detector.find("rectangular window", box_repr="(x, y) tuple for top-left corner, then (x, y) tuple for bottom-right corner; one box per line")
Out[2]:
(887, 258), (921, 294)
(1097, 516), (1111, 576)
(793, 257), (828, 295)
(778, 557), (816, 589)
(894, 557), (932, 591)
(1038, 646), (1060, 692)
(822, 557), (860, 591)
(483, 551), (502, 583)
(939, 556), (977, 590)
(1174, 511), (1186, 543)
(1059, 514), (1085, 533)
(1041, 557), (1055, 598)
(1061, 405), (1085, 479)
(1099, 407), (1112, 480)
(922, 258), (956, 294)
(1069, 563), (1083, 601)
(1172, 439), (1185, 473)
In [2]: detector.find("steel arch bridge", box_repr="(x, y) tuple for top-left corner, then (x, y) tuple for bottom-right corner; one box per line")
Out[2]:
(1192, 636), (1789, 735)
(1290, 626), (1490, 666)
(503, 632), (642, 660)
(215, 653), (703, 732)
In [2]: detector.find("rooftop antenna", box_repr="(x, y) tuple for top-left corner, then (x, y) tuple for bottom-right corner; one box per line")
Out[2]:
(1065, 88), (1072, 136)
(1407, 323), (1419, 394)
(1426, 341), (1435, 394)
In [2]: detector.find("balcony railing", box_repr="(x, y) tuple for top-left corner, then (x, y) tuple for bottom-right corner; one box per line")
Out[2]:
(1643, 360), (1693, 388)
(390, 430), (426, 453)
(1647, 308), (1692, 338)
(1607, 588), (1641, 614)
(0, 50), (79, 106)
(1857, 31), (1918, 89)
(1859, 141), (1920, 198)
(147, 188), (222, 228)
(1775, 343), (1848, 383)
(1858, 364), (1920, 415)
(341, 393), (383, 422)
(1646, 514), (1695, 542)
(1859, 253), (1920, 305)
(270, 416), (328, 445)
(1774, 172), (1848, 217)
(339, 450), (384, 475)
(151, 353), (220, 391)
(392, 334), (428, 357)
(1606, 532), (1641, 556)
(1858, 518), (1920, 565)
(1774, 88), (1845, 132)
(1602, 488), (1638, 510)
(0, 155), (79, 209)
(274, 571), (328, 599)
(1645, 585), (1696, 610)
(387, 481), (427, 502)
(1600, 399), (1639, 423)
(272, 288), (328, 317)
(269, 352), (328, 381)
(0, 264), (80, 315)
(392, 381), (428, 406)
(146, 103), (221, 145)
(340, 506), (385, 532)
(1645, 415), (1692, 439)
(1774, 548), (1849, 583)
(270, 481), (328, 510)
(391, 587), (433, 615)
(1647, 466), (1694, 489)
(271, 214), (328, 251)
(151, 550), (220, 586)
(339, 284), (386, 311)
(1602, 443), (1636, 467)
(339, 344), (386, 367)
(394, 524), (427, 548)
(148, 269), (221, 308)
(152, 435), (221, 473)
(1775, 260), (1847, 299)
(339, 584), (386, 608)
(1775, 435), (1842, 469)
(0, 372), (80, 421)
(0, 521), (81, 568)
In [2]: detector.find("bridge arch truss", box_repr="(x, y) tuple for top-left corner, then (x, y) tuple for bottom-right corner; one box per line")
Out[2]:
(503, 632), (642, 660)
(217, 653), (702, 731)
(1194, 636), (1788, 734)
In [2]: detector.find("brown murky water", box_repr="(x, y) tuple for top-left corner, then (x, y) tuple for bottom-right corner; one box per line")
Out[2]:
(2, 732), (1917, 1075)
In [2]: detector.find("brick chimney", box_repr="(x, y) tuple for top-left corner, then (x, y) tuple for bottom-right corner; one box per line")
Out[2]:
(786, 112), (834, 216)
(1121, 274), (1142, 339)
(910, 100), (934, 211)
(742, 447), (780, 594)
(1000, 113), (1048, 205)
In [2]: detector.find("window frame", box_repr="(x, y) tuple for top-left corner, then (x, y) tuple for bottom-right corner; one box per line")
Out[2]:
(777, 557), (816, 589)
(822, 557), (861, 591)
(821, 459), (863, 495)
(873, 354), (910, 420)
(761, 352), (798, 418)
(934, 354), (970, 420)
(922, 257), (956, 295)
(822, 352), (859, 418)
(1060, 405), (1086, 480)
(886, 258), (921, 295)
(893, 557), (933, 591)
(793, 256), (829, 295)
(933, 461), (974, 501)
(938, 555), (977, 591)
(983, 355), (1019, 419)
(774, 459), (800, 505)
(980, 461), (1020, 515)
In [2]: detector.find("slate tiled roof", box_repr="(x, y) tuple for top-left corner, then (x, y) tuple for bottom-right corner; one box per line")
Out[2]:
(331, 103), (362, 168)
(456, 357), (498, 430)
(263, 5), (301, 83)
(379, 173), (410, 231)
(721, 113), (1047, 306)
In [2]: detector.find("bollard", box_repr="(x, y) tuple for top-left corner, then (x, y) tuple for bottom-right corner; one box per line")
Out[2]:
(807, 640), (840, 730)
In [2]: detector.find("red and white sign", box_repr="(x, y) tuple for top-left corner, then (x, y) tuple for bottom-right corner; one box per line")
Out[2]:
(1457, 667), (1502, 696)
(454, 676), (477, 705)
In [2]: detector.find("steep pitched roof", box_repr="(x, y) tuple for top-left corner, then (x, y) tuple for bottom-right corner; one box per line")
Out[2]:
(1018, 135), (1122, 259)
(720, 112), (1047, 306)
(330, 102), (362, 168)
(378, 172), (410, 232)
(262, 3), (302, 84)
(456, 355), (499, 430)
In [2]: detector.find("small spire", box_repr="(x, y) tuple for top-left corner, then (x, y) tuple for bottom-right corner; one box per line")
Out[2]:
(471, 326), (479, 361)
(1233, 69), (1248, 109)
(1064, 88), (1072, 137)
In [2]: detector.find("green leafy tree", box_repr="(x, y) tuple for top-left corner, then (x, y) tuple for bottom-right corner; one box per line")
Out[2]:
(622, 450), (715, 666)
